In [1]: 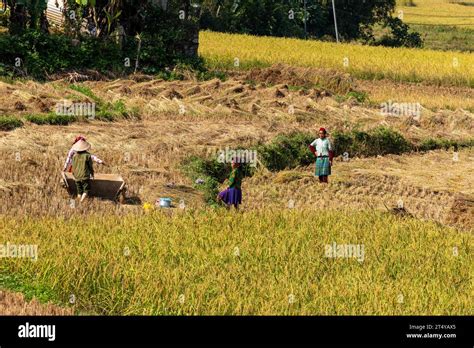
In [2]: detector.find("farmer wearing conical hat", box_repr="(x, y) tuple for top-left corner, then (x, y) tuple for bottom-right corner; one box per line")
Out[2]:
(63, 135), (105, 172)
(308, 128), (334, 183)
(71, 139), (95, 202)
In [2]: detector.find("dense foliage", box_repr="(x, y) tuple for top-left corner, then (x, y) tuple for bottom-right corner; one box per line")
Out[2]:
(200, 0), (422, 47)
(0, 1), (202, 78)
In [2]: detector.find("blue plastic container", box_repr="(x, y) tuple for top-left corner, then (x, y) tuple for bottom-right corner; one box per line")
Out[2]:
(158, 198), (172, 208)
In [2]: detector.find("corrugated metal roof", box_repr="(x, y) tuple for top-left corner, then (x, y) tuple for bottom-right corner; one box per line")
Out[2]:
(47, 0), (64, 25)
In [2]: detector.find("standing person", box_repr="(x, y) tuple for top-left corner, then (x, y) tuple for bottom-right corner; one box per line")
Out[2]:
(217, 160), (243, 209)
(63, 135), (105, 172)
(71, 140), (95, 202)
(309, 128), (334, 183)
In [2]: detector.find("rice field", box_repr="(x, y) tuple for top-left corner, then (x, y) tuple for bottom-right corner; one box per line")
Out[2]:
(0, 69), (473, 314)
(1, 7), (473, 315)
(396, 0), (474, 29)
(199, 31), (474, 87)
(1, 210), (472, 315)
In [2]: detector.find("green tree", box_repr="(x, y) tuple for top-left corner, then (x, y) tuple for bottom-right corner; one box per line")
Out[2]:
(7, 0), (48, 34)
(374, 17), (423, 48)
(199, 0), (421, 47)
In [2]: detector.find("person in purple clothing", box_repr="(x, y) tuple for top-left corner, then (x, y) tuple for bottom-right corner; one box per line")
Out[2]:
(217, 160), (243, 209)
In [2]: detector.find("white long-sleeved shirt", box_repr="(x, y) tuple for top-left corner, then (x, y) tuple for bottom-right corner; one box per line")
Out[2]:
(63, 148), (103, 172)
(310, 138), (333, 156)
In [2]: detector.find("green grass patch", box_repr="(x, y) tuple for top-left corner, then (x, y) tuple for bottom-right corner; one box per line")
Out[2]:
(181, 156), (231, 205)
(256, 132), (315, 171)
(197, 69), (227, 82)
(409, 25), (474, 52)
(417, 138), (474, 152)
(332, 127), (413, 158)
(0, 115), (23, 131)
(69, 84), (102, 105)
(69, 85), (140, 121)
(25, 113), (76, 125)
(0, 273), (59, 305)
(96, 101), (140, 121)
(336, 90), (369, 104)
(251, 128), (473, 171)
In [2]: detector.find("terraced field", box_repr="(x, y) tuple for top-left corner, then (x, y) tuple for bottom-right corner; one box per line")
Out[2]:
(396, 0), (474, 29)
(199, 32), (474, 87)
(0, 38), (472, 314)
(1, 68), (473, 231)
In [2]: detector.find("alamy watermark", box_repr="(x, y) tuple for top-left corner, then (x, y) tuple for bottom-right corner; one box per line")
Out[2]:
(18, 322), (55, 341)
(380, 100), (421, 119)
(56, 100), (96, 119)
(216, 147), (258, 167)
(325, 242), (364, 262)
(0, 242), (38, 261)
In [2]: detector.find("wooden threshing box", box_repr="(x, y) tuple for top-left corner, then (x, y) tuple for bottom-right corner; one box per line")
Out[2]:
(62, 172), (125, 201)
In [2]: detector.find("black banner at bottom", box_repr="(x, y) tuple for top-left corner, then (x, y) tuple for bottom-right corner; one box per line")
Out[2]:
(0, 316), (471, 347)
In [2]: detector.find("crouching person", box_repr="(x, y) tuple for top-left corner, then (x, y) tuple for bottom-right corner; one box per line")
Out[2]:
(71, 140), (94, 202)
(217, 160), (243, 209)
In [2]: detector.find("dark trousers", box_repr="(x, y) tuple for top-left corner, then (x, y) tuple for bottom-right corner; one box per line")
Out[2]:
(318, 176), (328, 183)
(75, 179), (91, 195)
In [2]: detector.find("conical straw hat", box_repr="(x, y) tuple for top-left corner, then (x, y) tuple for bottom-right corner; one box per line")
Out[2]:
(71, 139), (91, 152)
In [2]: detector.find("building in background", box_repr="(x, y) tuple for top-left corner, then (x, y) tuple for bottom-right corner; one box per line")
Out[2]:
(46, 0), (64, 27)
